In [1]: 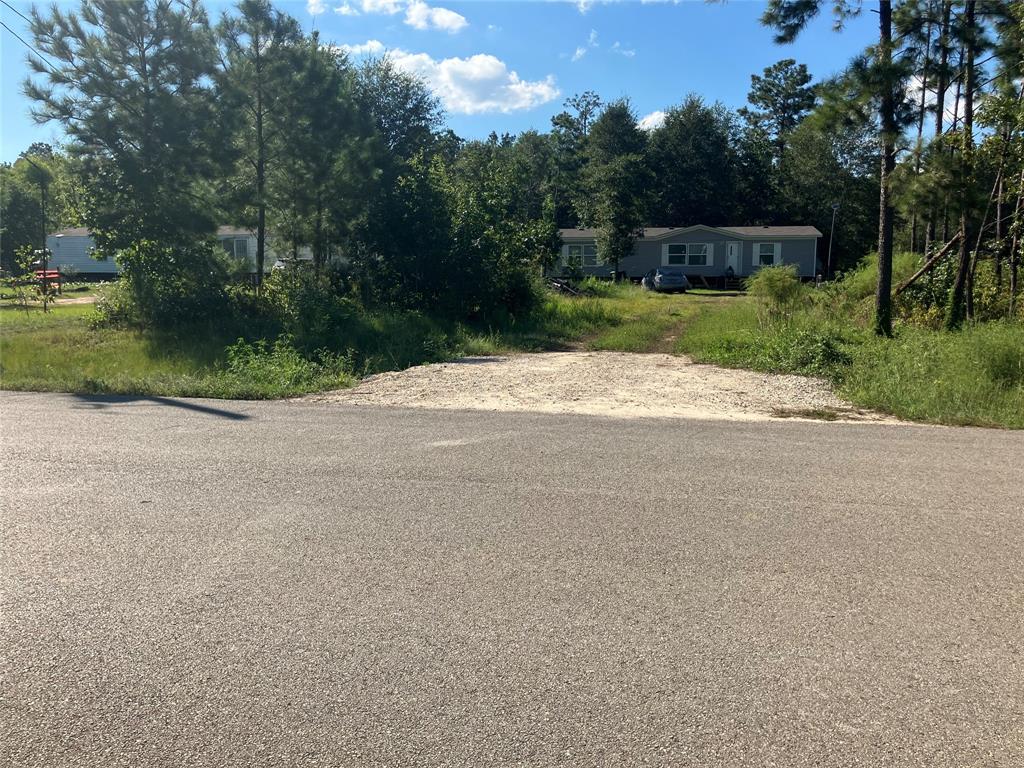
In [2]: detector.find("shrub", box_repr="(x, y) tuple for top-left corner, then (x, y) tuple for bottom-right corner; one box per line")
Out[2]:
(745, 265), (804, 327)
(216, 337), (353, 395)
(106, 240), (230, 327)
(262, 268), (358, 352)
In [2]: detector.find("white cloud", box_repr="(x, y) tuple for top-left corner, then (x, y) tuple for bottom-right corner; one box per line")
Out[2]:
(339, 39), (386, 56)
(570, 28), (598, 62)
(336, 0), (467, 32)
(405, 0), (468, 33)
(307, 0), (328, 15)
(638, 110), (666, 131)
(907, 74), (958, 125)
(576, 0), (595, 13)
(612, 41), (635, 57)
(361, 0), (403, 13)
(388, 50), (559, 114)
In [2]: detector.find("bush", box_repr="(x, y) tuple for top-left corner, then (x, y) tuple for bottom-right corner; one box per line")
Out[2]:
(262, 268), (358, 352)
(745, 265), (805, 326)
(214, 337), (353, 396)
(104, 240), (230, 327)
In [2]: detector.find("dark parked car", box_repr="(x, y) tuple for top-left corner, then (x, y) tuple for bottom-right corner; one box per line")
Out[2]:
(641, 268), (691, 293)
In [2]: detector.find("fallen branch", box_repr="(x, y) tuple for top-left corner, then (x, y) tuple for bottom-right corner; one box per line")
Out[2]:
(893, 234), (961, 297)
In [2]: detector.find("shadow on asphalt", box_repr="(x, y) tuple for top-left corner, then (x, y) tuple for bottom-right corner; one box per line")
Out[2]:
(70, 394), (251, 421)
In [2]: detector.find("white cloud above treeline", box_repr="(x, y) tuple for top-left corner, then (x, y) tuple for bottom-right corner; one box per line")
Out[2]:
(326, 0), (467, 33)
(340, 42), (560, 115)
(638, 110), (666, 131)
(390, 51), (559, 114)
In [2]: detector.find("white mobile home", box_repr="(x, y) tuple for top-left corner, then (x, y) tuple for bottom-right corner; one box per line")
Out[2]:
(45, 226), (310, 277)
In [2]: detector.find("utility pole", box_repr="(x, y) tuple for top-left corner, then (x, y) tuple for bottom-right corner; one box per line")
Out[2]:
(826, 202), (840, 280)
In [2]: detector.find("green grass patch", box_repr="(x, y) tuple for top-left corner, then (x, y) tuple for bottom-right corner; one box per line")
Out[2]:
(677, 293), (1024, 429)
(0, 305), (351, 399)
(583, 288), (699, 353)
(840, 323), (1024, 428)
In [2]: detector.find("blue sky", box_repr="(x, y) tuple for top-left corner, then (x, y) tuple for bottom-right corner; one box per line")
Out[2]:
(1, 0), (879, 162)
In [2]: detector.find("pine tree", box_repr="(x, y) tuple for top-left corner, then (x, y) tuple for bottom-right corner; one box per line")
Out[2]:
(217, 0), (301, 288)
(25, 0), (220, 254)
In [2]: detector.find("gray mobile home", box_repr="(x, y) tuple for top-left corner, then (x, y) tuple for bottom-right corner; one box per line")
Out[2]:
(558, 225), (823, 280)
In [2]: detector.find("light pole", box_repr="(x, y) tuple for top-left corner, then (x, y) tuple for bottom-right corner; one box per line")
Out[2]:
(826, 202), (840, 280)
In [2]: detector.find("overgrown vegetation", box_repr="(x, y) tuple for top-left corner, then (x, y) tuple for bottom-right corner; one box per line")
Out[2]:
(0, 283), (623, 398)
(678, 264), (1024, 427)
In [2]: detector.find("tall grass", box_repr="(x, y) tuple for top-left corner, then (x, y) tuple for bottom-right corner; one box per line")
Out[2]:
(677, 269), (1024, 428)
(0, 289), (628, 398)
(842, 323), (1024, 428)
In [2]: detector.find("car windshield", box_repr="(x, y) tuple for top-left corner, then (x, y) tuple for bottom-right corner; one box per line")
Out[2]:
(657, 269), (684, 276)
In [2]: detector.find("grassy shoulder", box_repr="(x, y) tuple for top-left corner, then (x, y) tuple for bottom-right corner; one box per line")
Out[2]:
(0, 303), (342, 399)
(0, 279), (707, 398)
(675, 279), (1024, 429)
(0, 282), (635, 398)
(4, 275), (1021, 429)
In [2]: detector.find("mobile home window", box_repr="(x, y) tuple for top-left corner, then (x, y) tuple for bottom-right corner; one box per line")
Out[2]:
(667, 243), (709, 266)
(757, 242), (780, 266)
(222, 238), (249, 260)
(567, 243), (599, 267)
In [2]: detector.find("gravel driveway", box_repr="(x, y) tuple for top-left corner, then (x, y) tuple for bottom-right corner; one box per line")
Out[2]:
(311, 351), (888, 422)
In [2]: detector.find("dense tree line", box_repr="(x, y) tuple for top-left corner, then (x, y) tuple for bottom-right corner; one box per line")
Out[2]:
(2, 0), (1021, 335)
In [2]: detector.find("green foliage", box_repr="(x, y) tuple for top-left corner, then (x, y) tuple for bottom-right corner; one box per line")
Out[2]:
(215, 0), (302, 282)
(842, 323), (1024, 428)
(0, 147), (84, 273)
(678, 279), (1024, 428)
(646, 96), (741, 226)
(678, 299), (853, 377)
(740, 59), (816, 161)
(26, 0), (222, 254)
(216, 337), (353, 396)
(101, 240), (230, 327)
(744, 264), (804, 326)
(581, 100), (651, 270)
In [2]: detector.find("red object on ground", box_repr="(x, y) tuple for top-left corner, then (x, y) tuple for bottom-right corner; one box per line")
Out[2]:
(34, 270), (63, 294)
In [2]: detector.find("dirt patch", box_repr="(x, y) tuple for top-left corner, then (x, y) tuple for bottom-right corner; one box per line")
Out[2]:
(309, 351), (893, 423)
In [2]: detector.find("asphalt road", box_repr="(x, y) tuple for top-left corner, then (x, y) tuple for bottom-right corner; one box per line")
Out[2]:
(2, 392), (1022, 767)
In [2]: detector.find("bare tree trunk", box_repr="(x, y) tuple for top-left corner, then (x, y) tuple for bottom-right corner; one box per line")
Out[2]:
(946, 1), (976, 329)
(928, 0), (952, 251)
(995, 173), (1004, 286)
(894, 234), (961, 296)
(912, 2), (934, 255)
(254, 35), (266, 294)
(875, 0), (897, 337)
(1010, 169), (1023, 318)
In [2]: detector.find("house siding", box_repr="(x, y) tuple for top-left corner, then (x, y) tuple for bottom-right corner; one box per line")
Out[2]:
(560, 227), (820, 278)
(46, 235), (117, 276)
(44, 231), (308, 275)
